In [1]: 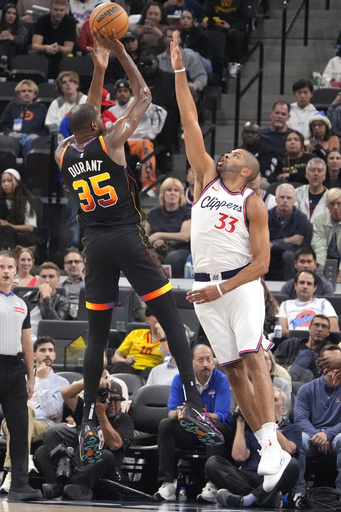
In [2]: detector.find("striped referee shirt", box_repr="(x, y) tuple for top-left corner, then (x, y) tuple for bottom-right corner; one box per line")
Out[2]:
(0, 292), (30, 355)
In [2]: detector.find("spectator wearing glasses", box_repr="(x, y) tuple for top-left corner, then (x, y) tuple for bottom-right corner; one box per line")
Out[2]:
(61, 247), (85, 317)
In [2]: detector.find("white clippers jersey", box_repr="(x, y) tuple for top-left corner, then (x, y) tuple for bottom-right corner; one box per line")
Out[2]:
(191, 177), (254, 273)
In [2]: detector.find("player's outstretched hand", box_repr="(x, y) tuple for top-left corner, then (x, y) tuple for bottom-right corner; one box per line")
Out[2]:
(92, 27), (124, 56)
(88, 29), (110, 71)
(170, 30), (184, 72)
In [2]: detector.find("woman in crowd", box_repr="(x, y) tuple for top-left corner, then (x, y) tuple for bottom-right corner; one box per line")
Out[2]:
(13, 245), (37, 287)
(0, 3), (28, 67)
(308, 114), (340, 160)
(276, 130), (313, 183)
(133, 1), (169, 52)
(325, 149), (341, 188)
(0, 168), (37, 249)
(145, 177), (191, 278)
(178, 9), (212, 74)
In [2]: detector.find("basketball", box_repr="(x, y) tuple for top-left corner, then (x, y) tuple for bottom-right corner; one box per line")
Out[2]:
(89, 2), (129, 40)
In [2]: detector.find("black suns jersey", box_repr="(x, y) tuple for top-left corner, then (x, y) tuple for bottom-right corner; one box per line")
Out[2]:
(60, 135), (146, 228)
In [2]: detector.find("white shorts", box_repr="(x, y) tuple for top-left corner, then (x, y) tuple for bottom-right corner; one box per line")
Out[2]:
(193, 278), (272, 365)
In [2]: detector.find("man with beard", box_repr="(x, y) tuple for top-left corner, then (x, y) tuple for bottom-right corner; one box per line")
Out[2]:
(0, 336), (69, 493)
(169, 32), (291, 489)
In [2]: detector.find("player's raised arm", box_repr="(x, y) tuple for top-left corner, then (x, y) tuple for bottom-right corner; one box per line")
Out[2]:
(170, 31), (216, 190)
(87, 29), (111, 112)
(93, 28), (151, 145)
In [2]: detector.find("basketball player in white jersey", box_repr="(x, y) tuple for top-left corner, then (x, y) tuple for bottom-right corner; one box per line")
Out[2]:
(170, 32), (291, 490)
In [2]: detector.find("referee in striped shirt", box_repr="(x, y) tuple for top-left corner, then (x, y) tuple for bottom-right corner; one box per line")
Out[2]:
(0, 249), (42, 502)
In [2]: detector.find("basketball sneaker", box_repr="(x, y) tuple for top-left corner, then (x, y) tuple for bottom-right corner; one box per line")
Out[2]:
(217, 489), (244, 507)
(196, 481), (218, 503)
(179, 404), (224, 445)
(258, 439), (287, 476)
(79, 420), (102, 466)
(153, 482), (177, 501)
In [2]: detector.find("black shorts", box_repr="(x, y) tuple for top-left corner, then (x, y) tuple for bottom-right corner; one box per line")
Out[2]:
(83, 223), (171, 310)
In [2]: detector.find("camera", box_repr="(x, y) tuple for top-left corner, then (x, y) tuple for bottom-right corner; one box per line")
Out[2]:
(97, 387), (110, 403)
(50, 443), (77, 485)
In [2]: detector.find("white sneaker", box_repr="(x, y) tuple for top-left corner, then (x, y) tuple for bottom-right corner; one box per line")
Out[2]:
(258, 439), (283, 475)
(28, 455), (38, 474)
(153, 482), (176, 501)
(262, 451), (291, 492)
(228, 62), (240, 77)
(0, 472), (11, 494)
(196, 481), (218, 503)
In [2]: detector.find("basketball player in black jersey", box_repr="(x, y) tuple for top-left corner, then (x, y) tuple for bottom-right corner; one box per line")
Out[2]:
(55, 29), (223, 466)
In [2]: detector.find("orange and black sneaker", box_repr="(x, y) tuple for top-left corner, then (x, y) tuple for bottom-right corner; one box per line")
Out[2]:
(179, 404), (224, 446)
(79, 420), (102, 466)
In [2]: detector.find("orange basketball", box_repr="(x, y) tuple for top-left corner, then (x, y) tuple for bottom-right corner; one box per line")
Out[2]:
(89, 2), (129, 40)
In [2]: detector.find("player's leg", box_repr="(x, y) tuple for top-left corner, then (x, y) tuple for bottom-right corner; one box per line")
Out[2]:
(121, 225), (223, 445)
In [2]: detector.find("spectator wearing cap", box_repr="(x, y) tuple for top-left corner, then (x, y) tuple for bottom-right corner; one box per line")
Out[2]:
(138, 48), (180, 171)
(307, 112), (340, 160)
(45, 71), (87, 134)
(109, 79), (167, 193)
(35, 377), (134, 500)
(105, 31), (142, 84)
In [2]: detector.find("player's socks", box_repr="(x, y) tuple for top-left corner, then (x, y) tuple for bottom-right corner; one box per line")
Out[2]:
(79, 402), (102, 466)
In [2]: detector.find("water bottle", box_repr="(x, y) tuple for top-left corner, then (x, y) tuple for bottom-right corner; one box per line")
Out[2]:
(273, 322), (282, 339)
(178, 487), (187, 503)
(184, 254), (193, 278)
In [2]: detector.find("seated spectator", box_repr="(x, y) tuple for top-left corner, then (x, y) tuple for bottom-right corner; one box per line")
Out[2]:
(307, 113), (340, 160)
(322, 50), (341, 87)
(267, 183), (312, 281)
(325, 149), (341, 188)
(275, 314), (331, 370)
(154, 344), (234, 502)
(247, 172), (276, 210)
(109, 78), (167, 193)
(280, 247), (334, 299)
(61, 246), (85, 316)
(45, 71), (87, 133)
(158, 27), (207, 102)
(35, 378), (134, 500)
(111, 307), (165, 379)
(293, 344), (341, 498)
(164, 0), (202, 21)
(17, 261), (71, 341)
(0, 79), (48, 158)
(312, 187), (341, 282)
(264, 350), (291, 420)
(287, 79), (317, 138)
(132, 1), (169, 53)
(0, 3), (28, 67)
(276, 130), (314, 184)
(137, 48), (180, 171)
(179, 9), (211, 73)
(201, 0), (250, 78)
(0, 336), (69, 493)
(68, 0), (98, 30)
(200, 389), (300, 507)
(103, 31), (142, 84)
(145, 177), (191, 277)
(32, 0), (77, 79)
(295, 158), (328, 222)
(13, 245), (37, 287)
(261, 280), (279, 337)
(276, 269), (339, 338)
(327, 90), (341, 140)
(240, 121), (282, 182)
(260, 101), (290, 158)
(0, 168), (37, 250)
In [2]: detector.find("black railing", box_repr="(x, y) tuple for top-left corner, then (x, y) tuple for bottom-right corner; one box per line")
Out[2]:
(326, 0), (330, 10)
(280, 0), (309, 94)
(234, 41), (264, 148)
